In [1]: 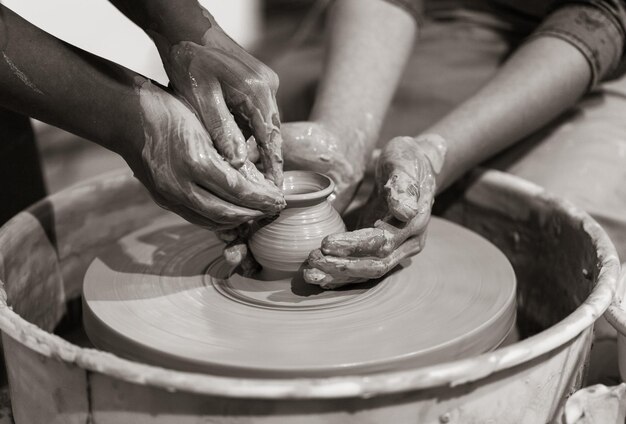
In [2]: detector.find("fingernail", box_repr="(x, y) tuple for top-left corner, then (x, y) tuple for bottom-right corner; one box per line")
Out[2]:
(303, 267), (330, 285)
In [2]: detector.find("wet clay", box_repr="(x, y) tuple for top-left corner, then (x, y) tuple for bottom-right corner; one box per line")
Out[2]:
(1, 52), (43, 95)
(281, 122), (372, 212)
(82, 213), (516, 377)
(164, 27), (283, 185)
(563, 384), (626, 423)
(135, 77), (284, 229)
(304, 134), (447, 288)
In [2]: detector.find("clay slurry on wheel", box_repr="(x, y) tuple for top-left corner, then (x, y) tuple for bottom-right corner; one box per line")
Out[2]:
(82, 214), (517, 377)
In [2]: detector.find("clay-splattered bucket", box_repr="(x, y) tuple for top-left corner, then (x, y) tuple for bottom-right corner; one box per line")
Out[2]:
(605, 266), (626, 382)
(0, 169), (619, 424)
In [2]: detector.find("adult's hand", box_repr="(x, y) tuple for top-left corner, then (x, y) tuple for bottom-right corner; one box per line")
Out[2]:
(129, 78), (285, 230)
(161, 24), (283, 186)
(303, 134), (447, 289)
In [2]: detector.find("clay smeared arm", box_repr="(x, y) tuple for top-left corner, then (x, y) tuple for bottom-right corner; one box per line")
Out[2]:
(0, 5), (144, 157)
(110, 0), (284, 186)
(0, 5), (283, 230)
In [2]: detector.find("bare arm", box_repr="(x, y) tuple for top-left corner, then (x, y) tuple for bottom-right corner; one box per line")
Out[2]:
(311, 0), (417, 163)
(429, 36), (591, 191)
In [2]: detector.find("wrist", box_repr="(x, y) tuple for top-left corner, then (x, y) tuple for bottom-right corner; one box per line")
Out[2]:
(107, 77), (152, 167)
(413, 133), (448, 192)
(312, 118), (375, 169)
(142, 4), (221, 61)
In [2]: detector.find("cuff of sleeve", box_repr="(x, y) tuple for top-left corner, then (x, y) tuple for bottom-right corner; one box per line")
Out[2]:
(529, 4), (625, 88)
(381, 0), (423, 25)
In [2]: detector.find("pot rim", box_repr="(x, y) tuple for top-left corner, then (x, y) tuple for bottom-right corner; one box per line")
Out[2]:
(0, 169), (619, 400)
(282, 170), (335, 205)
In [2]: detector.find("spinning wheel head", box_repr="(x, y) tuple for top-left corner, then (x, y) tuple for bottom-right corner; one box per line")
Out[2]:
(83, 215), (516, 377)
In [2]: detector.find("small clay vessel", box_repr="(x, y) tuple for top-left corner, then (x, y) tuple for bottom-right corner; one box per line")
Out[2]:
(249, 171), (346, 273)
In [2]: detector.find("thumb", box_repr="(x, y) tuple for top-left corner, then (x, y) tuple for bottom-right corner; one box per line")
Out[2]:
(383, 169), (421, 222)
(379, 135), (446, 222)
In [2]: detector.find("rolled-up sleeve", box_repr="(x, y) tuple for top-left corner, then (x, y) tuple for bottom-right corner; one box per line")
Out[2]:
(531, 1), (626, 87)
(382, 0), (423, 23)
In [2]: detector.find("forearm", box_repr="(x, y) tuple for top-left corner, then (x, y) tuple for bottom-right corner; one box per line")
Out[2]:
(426, 36), (591, 191)
(311, 0), (417, 162)
(0, 6), (144, 157)
(109, 0), (220, 54)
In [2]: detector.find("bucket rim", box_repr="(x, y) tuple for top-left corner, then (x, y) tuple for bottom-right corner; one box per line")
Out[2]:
(0, 168), (619, 399)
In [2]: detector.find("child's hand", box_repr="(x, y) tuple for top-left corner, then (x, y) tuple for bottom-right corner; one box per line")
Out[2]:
(303, 135), (447, 289)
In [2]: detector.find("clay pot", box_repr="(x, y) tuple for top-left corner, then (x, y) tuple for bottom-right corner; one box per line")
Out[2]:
(249, 171), (346, 273)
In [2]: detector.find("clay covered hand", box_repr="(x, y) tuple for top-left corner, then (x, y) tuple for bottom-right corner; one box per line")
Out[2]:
(219, 121), (370, 273)
(303, 134), (447, 289)
(281, 121), (368, 212)
(162, 22), (283, 186)
(130, 78), (285, 230)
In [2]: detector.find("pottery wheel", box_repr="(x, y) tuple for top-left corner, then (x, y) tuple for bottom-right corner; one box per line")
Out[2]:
(83, 215), (516, 377)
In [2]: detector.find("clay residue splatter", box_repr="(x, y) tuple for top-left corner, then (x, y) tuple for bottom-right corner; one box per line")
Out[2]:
(2, 52), (43, 95)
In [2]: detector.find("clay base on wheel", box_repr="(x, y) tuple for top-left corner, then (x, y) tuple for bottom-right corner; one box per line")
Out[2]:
(83, 215), (516, 377)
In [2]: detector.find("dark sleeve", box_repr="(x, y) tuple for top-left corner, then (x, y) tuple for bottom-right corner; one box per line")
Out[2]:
(382, 0), (423, 23)
(530, 1), (626, 87)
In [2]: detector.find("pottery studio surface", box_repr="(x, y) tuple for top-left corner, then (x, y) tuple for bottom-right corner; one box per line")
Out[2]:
(0, 168), (619, 423)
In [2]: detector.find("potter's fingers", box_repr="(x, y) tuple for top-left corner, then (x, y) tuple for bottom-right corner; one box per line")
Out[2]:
(246, 136), (260, 164)
(188, 152), (285, 214)
(373, 204), (431, 251)
(307, 249), (393, 279)
(216, 229), (238, 243)
(187, 184), (264, 227)
(237, 160), (280, 193)
(321, 228), (393, 258)
(193, 82), (247, 168)
(303, 266), (365, 290)
(378, 137), (437, 222)
(223, 239), (247, 267)
(383, 170), (420, 222)
(223, 235), (261, 276)
(309, 237), (425, 280)
(222, 81), (284, 187)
